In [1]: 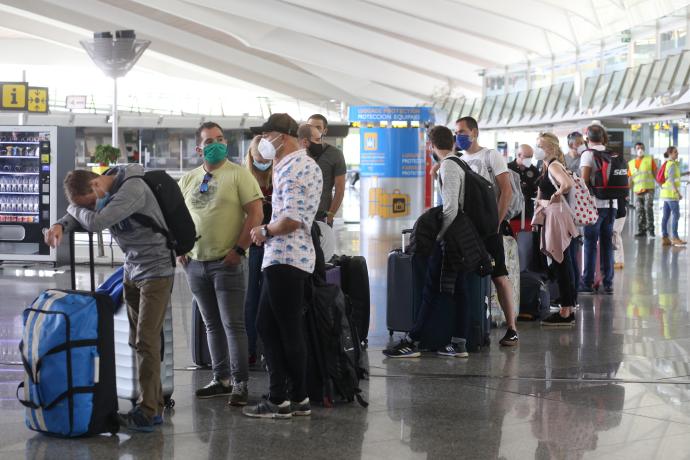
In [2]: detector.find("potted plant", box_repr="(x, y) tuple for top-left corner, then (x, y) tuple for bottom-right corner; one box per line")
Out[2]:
(92, 144), (120, 173)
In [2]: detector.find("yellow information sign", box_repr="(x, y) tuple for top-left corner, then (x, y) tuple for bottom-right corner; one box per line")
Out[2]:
(1, 83), (28, 111)
(27, 87), (49, 113)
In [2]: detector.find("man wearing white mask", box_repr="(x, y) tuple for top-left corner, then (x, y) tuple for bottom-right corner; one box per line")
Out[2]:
(244, 115), (323, 419)
(508, 144), (539, 232)
(566, 131), (587, 174)
(179, 122), (264, 405)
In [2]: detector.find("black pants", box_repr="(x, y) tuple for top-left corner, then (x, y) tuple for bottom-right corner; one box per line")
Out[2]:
(257, 264), (309, 403)
(409, 242), (469, 342)
(550, 241), (577, 308)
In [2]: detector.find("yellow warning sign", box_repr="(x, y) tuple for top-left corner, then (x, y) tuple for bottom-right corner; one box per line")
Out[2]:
(27, 87), (49, 113)
(1, 83), (28, 111)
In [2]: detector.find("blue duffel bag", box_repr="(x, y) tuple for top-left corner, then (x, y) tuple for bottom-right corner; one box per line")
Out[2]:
(17, 289), (120, 437)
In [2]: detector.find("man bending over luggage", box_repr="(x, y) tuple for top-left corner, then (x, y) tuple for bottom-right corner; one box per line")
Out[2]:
(384, 125), (472, 358)
(244, 115), (323, 419)
(44, 164), (173, 432)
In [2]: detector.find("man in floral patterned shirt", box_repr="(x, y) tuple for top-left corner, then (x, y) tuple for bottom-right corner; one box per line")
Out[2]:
(244, 115), (323, 419)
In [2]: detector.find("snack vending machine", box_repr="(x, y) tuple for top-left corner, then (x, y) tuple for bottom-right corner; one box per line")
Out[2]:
(0, 126), (73, 264)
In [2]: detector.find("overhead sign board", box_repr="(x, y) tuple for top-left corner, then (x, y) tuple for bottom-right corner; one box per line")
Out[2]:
(66, 95), (87, 110)
(27, 87), (49, 113)
(0, 82), (28, 111)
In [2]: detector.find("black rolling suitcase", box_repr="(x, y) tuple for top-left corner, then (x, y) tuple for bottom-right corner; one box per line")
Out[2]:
(17, 231), (119, 437)
(386, 230), (421, 335)
(191, 298), (212, 368)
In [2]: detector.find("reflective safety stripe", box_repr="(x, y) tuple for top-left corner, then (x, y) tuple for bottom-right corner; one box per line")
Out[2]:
(628, 157), (656, 192)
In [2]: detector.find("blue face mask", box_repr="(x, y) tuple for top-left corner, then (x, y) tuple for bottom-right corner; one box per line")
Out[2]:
(203, 142), (228, 165)
(95, 192), (111, 211)
(455, 134), (473, 151)
(253, 159), (272, 171)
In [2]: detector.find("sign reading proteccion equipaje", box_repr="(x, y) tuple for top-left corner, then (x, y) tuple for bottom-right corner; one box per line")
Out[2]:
(348, 106), (433, 123)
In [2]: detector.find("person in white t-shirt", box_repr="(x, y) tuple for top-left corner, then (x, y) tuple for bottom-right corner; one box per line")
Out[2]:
(579, 124), (616, 295)
(455, 116), (518, 347)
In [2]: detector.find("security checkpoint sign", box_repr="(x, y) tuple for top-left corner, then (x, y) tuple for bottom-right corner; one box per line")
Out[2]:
(27, 87), (49, 113)
(0, 82), (28, 111)
(359, 127), (425, 178)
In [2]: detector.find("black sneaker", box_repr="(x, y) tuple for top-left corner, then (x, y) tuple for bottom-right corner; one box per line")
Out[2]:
(382, 338), (420, 358)
(290, 397), (312, 416)
(541, 312), (576, 327)
(578, 285), (595, 294)
(648, 231), (656, 238)
(437, 341), (469, 357)
(499, 328), (519, 347)
(243, 398), (292, 419)
(634, 232), (646, 237)
(124, 406), (154, 433)
(196, 379), (232, 399)
(603, 286), (614, 295)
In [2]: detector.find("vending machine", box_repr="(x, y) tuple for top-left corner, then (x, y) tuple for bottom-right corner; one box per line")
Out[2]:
(0, 126), (74, 264)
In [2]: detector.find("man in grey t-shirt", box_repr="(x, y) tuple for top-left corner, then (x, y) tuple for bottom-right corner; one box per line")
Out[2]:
(307, 114), (346, 226)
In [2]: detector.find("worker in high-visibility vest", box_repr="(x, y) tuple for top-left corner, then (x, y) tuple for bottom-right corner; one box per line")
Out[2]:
(628, 142), (657, 238)
(660, 146), (687, 246)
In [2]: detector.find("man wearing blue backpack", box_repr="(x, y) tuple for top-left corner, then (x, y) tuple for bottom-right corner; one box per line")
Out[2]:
(44, 164), (174, 432)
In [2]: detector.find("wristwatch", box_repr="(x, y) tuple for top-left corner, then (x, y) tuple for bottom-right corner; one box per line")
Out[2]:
(233, 245), (246, 257)
(260, 224), (272, 239)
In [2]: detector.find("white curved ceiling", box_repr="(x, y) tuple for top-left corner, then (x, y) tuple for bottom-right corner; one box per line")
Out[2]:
(0, 0), (689, 108)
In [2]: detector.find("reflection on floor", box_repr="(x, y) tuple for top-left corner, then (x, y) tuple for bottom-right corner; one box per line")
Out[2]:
(1, 220), (690, 459)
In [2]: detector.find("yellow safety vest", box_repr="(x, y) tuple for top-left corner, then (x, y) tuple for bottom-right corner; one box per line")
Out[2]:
(628, 156), (656, 193)
(660, 160), (681, 200)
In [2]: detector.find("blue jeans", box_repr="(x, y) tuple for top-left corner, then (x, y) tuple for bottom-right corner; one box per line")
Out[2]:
(661, 200), (680, 238)
(184, 259), (249, 383)
(244, 245), (264, 356)
(583, 208), (615, 289)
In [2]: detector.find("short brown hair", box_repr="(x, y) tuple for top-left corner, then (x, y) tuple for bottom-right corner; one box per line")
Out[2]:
(196, 121), (224, 145)
(456, 116), (478, 132)
(63, 169), (98, 203)
(298, 124), (316, 141)
(428, 125), (454, 150)
(586, 124), (608, 145)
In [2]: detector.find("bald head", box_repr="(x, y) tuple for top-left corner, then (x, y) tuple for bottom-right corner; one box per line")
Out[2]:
(516, 144), (534, 168)
(298, 123), (321, 151)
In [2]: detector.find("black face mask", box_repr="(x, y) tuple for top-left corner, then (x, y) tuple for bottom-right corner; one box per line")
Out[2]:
(308, 142), (324, 157)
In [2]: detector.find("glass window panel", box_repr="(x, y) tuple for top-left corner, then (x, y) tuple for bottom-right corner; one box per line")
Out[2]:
(672, 50), (690, 90)
(524, 89), (539, 117)
(604, 70), (625, 106)
(470, 98), (481, 119)
(533, 86), (551, 117)
(630, 63), (652, 100)
(657, 53), (681, 93)
(618, 68), (636, 103)
(581, 75), (599, 109)
(591, 73), (612, 108)
(501, 92), (518, 122)
(450, 99), (464, 123)
(642, 60), (663, 97)
(478, 96), (494, 122)
(555, 81), (574, 115)
(491, 94), (506, 123)
(511, 91), (528, 121)
(545, 83), (561, 115)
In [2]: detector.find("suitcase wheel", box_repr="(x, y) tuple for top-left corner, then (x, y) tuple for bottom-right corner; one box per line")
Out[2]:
(108, 413), (121, 435)
(164, 396), (175, 409)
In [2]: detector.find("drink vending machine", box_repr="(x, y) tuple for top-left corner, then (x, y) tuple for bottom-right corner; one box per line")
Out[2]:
(0, 126), (73, 264)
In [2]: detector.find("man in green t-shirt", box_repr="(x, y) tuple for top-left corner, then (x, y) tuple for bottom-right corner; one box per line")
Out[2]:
(178, 122), (263, 406)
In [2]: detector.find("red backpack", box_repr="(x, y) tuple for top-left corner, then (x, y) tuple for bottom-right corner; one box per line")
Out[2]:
(656, 161), (667, 185)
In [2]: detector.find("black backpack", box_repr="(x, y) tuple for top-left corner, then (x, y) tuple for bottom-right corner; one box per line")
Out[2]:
(329, 255), (371, 346)
(124, 170), (197, 256)
(590, 150), (629, 200)
(445, 156), (499, 238)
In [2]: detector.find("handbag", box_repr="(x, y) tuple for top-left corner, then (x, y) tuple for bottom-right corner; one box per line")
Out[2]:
(549, 165), (598, 226)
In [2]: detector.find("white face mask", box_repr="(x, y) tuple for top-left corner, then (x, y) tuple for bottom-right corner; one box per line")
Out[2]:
(636, 148), (644, 157)
(533, 147), (546, 161)
(258, 136), (281, 160)
(576, 144), (587, 155)
(521, 157), (533, 168)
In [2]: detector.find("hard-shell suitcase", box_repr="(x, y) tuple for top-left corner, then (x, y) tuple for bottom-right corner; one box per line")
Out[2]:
(463, 272), (492, 352)
(386, 230), (420, 335)
(16, 231), (120, 437)
(191, 298), (212, 368)
(490, 235), (520, 327)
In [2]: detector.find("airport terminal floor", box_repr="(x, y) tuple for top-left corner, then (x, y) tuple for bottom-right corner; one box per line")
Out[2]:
(1, 216), (690, 460)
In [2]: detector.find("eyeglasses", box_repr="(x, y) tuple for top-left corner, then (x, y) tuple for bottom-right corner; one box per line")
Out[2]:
(199, 172), (212, 193)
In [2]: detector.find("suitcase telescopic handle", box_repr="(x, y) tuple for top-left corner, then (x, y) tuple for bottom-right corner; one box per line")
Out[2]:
(69, 228), (96, 292)
(401, 229), (412, 251)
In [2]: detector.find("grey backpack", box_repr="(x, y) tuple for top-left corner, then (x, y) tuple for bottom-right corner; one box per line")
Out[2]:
(483, 153), (525, 220)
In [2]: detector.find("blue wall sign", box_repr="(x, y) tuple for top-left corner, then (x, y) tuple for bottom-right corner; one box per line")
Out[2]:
(360, 127), (425, 178)
(349, 106), (434, 123)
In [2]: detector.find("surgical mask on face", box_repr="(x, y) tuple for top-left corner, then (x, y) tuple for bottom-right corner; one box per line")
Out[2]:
(533, 147), (546, 161)
(455, 134), (473, 151)
(253, 159), (272, 171)
(258, 136), (281, 160)
(521, 157), (533, 168)
(203, 142), (228, 164)
(95, 192), (111, 211)
(576, 144), (587, 155)
(308, 142), (324, 157)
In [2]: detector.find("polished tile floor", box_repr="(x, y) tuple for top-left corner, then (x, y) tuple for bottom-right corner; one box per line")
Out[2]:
(1, 217), (690, 459)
